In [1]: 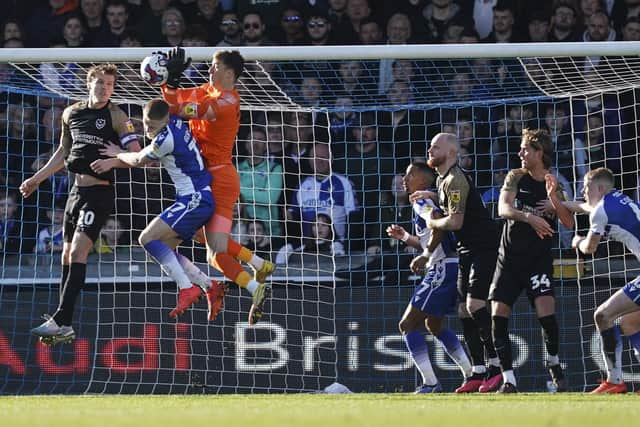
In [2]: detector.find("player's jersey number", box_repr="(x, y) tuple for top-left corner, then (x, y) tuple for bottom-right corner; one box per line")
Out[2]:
(188, 139), (205, 170)
(77, 210), (95, 227)
(530, 273), (551, 292)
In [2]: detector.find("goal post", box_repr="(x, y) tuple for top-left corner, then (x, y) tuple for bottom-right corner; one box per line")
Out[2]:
(1, 42), (640, 394)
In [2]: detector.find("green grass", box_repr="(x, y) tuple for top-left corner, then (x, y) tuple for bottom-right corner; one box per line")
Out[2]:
(0, 394), (637, 427)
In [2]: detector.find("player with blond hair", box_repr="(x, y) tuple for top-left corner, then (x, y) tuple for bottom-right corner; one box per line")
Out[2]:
(551, 167), (640, 393)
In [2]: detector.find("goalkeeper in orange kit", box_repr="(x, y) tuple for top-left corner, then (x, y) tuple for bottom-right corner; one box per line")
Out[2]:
(159, 47), (275, 324)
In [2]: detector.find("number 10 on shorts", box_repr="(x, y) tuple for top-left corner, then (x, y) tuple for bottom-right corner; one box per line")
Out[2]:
(78, 209), (95, 227)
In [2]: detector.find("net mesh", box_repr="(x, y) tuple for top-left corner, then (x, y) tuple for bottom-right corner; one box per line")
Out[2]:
(1, 47), (640, 393)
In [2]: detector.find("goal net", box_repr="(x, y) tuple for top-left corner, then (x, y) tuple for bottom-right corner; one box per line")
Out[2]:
(0, 43), (639, 393)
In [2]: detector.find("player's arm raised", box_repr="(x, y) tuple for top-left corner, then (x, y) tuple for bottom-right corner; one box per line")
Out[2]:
(545, 173), (574, 228)
(162, 85), (237, 122)
(386, 224), (421, 250)
(159, 47), (216, 120)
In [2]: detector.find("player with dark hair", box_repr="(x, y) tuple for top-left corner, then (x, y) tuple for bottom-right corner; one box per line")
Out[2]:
(92, 98), (219, 319)
(412, 132), (502, 393)
(21, 63), (141, 345)
(159, 48), (274, 324)
(489, 129), (574, 393)
(550, 167), (640, 393)
(389, 162), (472, 393)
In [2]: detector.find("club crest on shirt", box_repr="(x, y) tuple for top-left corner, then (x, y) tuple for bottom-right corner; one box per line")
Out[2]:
(450, 190), (461, 204)
(95, 118), (106, 129)
(183, 103), (197, 118)
(125, 120), (135, 133)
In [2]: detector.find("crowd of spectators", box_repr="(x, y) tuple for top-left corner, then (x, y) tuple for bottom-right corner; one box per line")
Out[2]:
(3, 1), (640, 49)
(2, 0), (640, 281)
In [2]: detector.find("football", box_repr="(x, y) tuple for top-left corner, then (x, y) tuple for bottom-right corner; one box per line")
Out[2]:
(140, 53), (169, 86)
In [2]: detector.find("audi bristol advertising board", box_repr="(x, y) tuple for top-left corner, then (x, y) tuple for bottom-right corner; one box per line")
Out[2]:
(0, 282), (635, 394)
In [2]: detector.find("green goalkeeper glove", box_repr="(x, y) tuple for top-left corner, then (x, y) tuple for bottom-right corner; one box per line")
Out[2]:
(164, 47), (191, 89)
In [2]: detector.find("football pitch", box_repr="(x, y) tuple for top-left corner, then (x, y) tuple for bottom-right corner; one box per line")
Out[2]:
(1, 393), (637, 427)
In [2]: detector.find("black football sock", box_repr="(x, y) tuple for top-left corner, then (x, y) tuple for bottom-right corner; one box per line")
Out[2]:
(471, 306), (498, 359)
(538, 314), (560, 357)
(492, 315), (512, 371)
(59, 264), (70, 299)
(461, 317), (485, 368)
(54, 262), (86, 327)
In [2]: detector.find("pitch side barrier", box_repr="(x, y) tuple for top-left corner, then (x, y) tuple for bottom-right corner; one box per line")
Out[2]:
(1, 277), (637, 394)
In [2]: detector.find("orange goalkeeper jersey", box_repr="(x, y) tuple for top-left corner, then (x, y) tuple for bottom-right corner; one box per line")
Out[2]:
(161, 83), (240, 167)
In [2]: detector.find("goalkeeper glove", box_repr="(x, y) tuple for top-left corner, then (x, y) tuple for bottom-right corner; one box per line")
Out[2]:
(164, 47), (192, 89)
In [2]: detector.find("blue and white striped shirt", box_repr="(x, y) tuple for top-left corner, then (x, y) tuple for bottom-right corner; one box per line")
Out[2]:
(142, 116), (211, 196)
(413, 198), (456, 267)
(590, 190), (640, 260)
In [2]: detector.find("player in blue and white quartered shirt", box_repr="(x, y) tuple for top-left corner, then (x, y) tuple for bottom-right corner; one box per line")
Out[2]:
(387, 163), (472, 393)
(93, 99), (224, 320)
(549, 167), (640, 393)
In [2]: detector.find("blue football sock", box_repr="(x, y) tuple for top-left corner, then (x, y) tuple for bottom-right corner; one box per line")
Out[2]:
(144, 240), (191, 289)
(404, 330), (437, 386)
(436, 328), (472, 377)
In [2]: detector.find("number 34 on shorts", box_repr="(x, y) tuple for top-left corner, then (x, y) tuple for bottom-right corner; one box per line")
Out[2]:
(530, 273), (551, 293)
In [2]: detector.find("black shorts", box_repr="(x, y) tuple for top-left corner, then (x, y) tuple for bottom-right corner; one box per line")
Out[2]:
(63, 185), (115, 243)
(489, 254), (555, 307)
(457, 248), (498, 301)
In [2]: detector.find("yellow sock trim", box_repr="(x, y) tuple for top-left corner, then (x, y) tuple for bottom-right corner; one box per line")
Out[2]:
(235, 271), (251, 288)
(237, 247), (253, 264)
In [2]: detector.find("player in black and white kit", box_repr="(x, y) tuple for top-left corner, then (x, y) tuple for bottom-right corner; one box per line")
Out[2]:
(20, 64), (140, 345)
(413, 132), (502, 393)
(489, 129), (574, 393)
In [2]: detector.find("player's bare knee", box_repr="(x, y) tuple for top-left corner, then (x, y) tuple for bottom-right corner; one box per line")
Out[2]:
(398, 318), (409, 334)
(68, 246), (89, 263)
(620, 316), (636, 336)
(398, 314), (419, 334)
(458, 303), (470, 318)
(425, 316), (442, 335)
(619, 320), (631, 336)
(466, 300), (483, 315)
(594, 307), (612, 329)
(138, 232), (150, 247)
(61, 247), (71, 264)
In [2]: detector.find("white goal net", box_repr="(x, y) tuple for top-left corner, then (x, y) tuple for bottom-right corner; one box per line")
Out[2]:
(1, 43), (639, 393)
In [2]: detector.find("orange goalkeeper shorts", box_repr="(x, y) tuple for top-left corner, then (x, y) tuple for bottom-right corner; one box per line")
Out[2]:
(205, 164), (240, 234)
